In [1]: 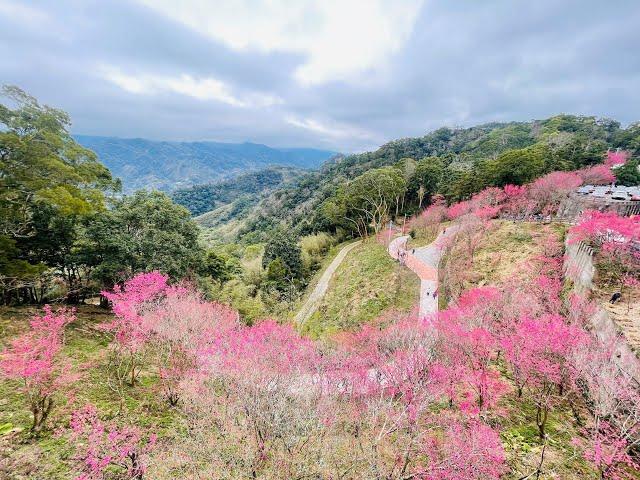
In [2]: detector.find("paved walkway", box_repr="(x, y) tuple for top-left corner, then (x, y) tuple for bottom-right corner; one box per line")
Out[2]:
(295, 240), (362, 327)
(388, 228), (458, 317)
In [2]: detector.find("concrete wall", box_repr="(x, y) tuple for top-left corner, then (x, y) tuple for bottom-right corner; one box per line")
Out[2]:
(563, 240), (595, 294)
(563, 236), (638, 364)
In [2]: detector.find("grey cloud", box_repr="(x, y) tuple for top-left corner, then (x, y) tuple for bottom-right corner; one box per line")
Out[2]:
(1, 0), (639, 153)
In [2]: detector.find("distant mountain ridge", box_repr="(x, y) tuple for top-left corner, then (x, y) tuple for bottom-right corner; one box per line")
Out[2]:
(74, 135), (338, 192)
(193, 114), (639, 243)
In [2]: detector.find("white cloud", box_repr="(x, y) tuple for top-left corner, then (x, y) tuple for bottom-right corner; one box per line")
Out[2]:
(285, 114), (375, 142)
(135, 0), (424, 85)
(0, 0), (49, 26)
(100, 66), (282, 108)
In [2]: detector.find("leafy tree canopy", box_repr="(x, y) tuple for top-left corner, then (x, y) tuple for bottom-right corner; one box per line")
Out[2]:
(76, 191), (204, 289)
(262, 230), (303, 281)
(0, 86), (119, 303)
(0, 85), (119, 236)
(615, 158), (640, 186)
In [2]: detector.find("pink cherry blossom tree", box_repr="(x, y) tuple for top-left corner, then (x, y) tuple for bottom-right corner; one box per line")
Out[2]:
(327, 313), (448, 478)
(407, 202), (447, 241)
(0, 306), (78, 434)
(527, 171), (583, 217)
(502, 184), (536, 219)
(572, 335), (640, 479)
(101, 272), (170, 387)
(145, 287), (238, 406)
(574, 422), (640, 480)
(570, 210), (640, 250)
(577, 164), (616, 185)
(176, 319), (327, 479)
(570, 210), (640, 289)
(605, 150), (630, 167)
(424, 418), (507, 480)
(456, 212), (493, 267)
(433, 307), (508, 413)
(502, 314), (586, 439)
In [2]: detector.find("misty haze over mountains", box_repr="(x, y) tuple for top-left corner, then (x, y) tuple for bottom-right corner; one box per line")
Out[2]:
(75, 135), (337, 192)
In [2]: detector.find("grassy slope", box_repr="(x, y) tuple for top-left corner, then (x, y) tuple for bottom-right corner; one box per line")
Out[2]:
(472, 220), (567, 285)
(299, 221), (600, 478)
(301, 240), (419, 338)
(406, 224), (440, 249)
(288, 240), (354, 318)
(461, 221), (601, 479)
(591, 257), (640, 352)
(1, 222), (637, 479)
(0, 306), (176, 480)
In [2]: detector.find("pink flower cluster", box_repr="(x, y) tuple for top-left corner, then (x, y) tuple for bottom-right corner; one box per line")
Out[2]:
(100, 271), (173, 352)
(74, 203), (640, 478)
(0, 305), (74, 384)
(570, 210), (640, 250)
(437, 154), (628, 223)
(446, 170), (587, 221)
(69, 404), (157, 480)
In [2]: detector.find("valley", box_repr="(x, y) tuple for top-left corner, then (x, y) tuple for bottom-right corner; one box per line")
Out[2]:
(3, 2), (640, 478)
(1, 87), (640, 479)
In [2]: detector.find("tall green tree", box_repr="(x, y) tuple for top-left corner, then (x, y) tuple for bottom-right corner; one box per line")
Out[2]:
(76, 191), (205, 298)
(262, 230), (303, 282)
(199, 250), (239, 283)
(409, 157), (445, 207)
(0, 86), (119, 303)
(0, 86), (118, 236)
(480, 145), (547, 187)
(344, 167), (407, 235)
(614, 122), (640, 155)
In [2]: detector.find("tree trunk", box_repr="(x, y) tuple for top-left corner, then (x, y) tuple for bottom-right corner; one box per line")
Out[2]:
(30, 396), (53, 435)
(99, 294), (110, 309)
(536, 405), (547, 440)
(130, 362), (136, 387)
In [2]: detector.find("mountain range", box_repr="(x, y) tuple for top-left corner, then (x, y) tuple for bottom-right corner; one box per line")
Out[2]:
(75, 135), (337, 192)
(192, 115), (639, 243)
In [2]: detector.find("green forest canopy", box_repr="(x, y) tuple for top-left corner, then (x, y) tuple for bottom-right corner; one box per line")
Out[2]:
(0, 87), (207, 304)
(201, 115), (639, 242)
(3, 85), (640, 309)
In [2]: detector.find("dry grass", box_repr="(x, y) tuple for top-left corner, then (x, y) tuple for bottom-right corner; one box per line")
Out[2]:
(440, 220), (556, 302)
(594, 279), (640, 351)
(462, 220), (565, 287)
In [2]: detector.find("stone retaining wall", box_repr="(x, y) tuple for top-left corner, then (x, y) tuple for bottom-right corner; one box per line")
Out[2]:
(557, 194), (640, 222)
(563, 240), (595, 294)
(563, 236), (638, 364)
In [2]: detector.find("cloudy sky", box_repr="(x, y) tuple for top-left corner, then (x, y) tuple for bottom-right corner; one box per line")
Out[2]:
(1, 0), (639, 152)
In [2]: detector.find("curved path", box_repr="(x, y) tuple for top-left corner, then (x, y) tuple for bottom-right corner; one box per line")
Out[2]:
(295, 240), (362, 327)
(388, 227), (458, 317)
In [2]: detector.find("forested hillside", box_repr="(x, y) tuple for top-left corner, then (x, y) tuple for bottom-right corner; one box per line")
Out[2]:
(3, 85), (640, 480)
(171, 165), (307, 216)
(75, 135), (337, 192)
(197, 116), (639, 242)
(0, 88), (219, 306)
